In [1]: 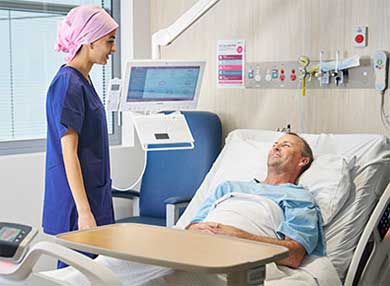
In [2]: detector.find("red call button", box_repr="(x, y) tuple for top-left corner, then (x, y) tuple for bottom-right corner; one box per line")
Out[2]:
(355, 34), (364, 44)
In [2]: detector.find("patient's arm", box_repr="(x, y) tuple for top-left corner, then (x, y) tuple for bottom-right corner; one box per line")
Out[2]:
(211, 224), (306, 269)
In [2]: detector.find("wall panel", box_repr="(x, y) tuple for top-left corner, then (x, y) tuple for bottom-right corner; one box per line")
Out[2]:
(151, 0), (390, 138)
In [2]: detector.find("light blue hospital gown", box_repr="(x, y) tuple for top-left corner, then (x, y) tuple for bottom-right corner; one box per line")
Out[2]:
(190, 181), (326, 256)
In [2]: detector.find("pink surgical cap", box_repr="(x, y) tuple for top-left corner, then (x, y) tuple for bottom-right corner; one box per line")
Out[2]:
(55, 5), (119, 62)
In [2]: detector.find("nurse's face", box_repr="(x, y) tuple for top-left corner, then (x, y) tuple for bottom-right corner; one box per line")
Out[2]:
(89, 29), (117, 65)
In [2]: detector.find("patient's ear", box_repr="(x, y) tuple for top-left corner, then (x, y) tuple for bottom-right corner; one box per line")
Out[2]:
(299, 157), (310, 167)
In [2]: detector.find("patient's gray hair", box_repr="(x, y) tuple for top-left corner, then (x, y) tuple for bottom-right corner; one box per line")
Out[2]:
(286, 132), (314, 175)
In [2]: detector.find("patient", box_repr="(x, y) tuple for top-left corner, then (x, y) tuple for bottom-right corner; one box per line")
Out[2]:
(186, 132), (325, 269)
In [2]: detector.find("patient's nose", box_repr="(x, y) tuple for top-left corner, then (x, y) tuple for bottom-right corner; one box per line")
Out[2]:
(273, 144), (281, 151)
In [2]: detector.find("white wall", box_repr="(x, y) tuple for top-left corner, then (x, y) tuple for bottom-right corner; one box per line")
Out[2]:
(0, 0), (151, 273)
(121, 0), (151, 146)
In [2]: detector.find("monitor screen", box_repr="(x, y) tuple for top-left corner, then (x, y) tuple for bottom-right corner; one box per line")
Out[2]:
(120, 61), (205, 112)
(0, 226), (21, 242)
(127, 66), (200, 102)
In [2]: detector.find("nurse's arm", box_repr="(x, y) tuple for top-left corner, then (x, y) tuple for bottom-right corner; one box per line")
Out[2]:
(61, 128), (97, 230)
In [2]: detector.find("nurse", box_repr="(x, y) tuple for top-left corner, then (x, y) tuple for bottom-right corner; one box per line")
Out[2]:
(42, 5), (118, 268)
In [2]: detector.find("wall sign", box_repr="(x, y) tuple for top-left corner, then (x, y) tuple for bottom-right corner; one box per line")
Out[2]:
(217, 40), (245, 88)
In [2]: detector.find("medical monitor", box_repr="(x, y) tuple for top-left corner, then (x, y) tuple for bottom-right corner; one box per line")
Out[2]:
(120, 60), (205, 112)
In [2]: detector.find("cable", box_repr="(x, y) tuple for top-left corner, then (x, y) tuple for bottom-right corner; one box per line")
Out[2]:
(298, 91), (306, 133)
(380, 91), (390, 130)
(111, 149), (148, 192)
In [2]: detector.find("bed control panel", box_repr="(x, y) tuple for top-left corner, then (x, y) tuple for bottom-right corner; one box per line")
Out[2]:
(377, 203), (390, 240)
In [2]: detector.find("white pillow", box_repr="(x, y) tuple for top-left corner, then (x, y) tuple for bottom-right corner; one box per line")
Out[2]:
(206, 137), (353, 226)
(298, 154), (353, 226)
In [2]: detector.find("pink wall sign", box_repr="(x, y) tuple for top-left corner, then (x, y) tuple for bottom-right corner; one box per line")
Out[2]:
(217, 40), (245, 88)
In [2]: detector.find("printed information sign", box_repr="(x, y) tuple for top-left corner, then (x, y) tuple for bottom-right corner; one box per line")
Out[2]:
(217, 40), (245, 88)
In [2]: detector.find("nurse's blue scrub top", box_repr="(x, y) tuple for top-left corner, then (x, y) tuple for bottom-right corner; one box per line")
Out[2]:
(42, 65), (114, 235)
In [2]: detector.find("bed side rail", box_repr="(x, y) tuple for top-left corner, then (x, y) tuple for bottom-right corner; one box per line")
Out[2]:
(344, 183), (390, 286)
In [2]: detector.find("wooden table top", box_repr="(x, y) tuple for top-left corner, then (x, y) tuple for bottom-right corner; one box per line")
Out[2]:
(56, 223), (288, 273)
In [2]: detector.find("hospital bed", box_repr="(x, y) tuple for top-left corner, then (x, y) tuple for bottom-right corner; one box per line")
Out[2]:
(1, 129), (389, 286)
(174, 129), (390, 285)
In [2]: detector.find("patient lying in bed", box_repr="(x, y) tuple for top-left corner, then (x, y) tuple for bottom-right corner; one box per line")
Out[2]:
(186, 132), (324, 269)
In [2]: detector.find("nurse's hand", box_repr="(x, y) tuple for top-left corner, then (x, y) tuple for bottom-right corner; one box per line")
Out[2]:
(78, 211), (97, 230)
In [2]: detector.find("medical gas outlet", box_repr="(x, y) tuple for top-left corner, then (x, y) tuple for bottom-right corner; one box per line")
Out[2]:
(245, 54), (377, 90)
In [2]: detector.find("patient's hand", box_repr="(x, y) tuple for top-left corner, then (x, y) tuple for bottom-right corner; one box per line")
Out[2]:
(213, 224), (252, 239)
(186, 222), (219, 234)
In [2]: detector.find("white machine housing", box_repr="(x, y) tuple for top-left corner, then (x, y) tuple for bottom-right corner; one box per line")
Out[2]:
(131, 111), (195, 151)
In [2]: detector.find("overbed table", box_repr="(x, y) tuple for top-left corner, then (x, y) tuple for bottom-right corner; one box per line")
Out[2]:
(56, 223), (288, 286)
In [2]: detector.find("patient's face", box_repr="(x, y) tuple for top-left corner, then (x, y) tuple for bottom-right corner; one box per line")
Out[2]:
(267, 134), (306, 171)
